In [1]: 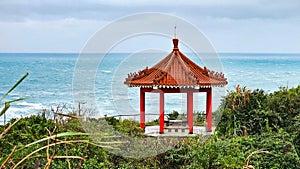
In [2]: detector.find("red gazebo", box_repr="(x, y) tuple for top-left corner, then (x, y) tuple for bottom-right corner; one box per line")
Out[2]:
(124, 38), (227, 134)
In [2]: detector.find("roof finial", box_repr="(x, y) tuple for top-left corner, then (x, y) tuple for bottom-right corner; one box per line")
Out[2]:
(173, 24), (179, 51)
(174, 24), (177, 38)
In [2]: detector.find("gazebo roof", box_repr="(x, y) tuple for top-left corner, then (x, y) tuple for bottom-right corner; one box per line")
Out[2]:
(124, 38), (228, 88)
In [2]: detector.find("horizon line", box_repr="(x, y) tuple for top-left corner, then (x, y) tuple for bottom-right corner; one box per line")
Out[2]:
(1, 51), (300, 55)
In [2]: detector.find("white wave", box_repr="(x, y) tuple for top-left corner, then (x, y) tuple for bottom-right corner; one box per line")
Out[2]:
(101, 70), (112, 74)
(0, 101), (46, 124)
(0, 107), (38, 125)
(16, 101), (44, 108)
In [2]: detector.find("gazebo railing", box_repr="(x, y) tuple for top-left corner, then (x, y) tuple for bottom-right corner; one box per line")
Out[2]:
(104, 112), (208, 126)
(106, 113), (162, 122)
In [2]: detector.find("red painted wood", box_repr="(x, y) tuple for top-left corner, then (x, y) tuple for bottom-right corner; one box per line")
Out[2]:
(125, 38), (227, 135)
(187, 90), (194, 134)
(159, 91), (164, 134)
(124, 38), (227, 88)
(206, 89), (212, 131)
(140, 89), (145, 130)
(140, 87), (211, 93)
(140, 87), (214, 134)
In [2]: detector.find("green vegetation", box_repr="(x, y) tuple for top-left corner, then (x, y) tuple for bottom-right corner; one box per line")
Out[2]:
(1, 79), (300, 168)
(0, 73), (28, 122)
(167, 110), (179, 120)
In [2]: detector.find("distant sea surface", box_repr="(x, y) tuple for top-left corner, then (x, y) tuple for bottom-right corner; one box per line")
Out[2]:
(0, 53), (299, 123)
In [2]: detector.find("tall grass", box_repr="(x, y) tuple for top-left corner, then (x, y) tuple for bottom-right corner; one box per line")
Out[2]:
(0, 72), (28, 118)
(0, 73), (120, 168)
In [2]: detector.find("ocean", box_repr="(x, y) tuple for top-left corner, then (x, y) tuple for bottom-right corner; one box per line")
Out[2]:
(0, 53), (299, 123)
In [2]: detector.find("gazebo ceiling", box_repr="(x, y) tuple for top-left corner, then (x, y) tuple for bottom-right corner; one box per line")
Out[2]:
(124, 38), (228, 88)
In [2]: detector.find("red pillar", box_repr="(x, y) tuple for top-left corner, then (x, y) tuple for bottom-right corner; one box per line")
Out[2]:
(187, 90), (193, 134)
(140, 88), (145, 130)
(206, 88), (212, 132)
(159, 91), (164, 134)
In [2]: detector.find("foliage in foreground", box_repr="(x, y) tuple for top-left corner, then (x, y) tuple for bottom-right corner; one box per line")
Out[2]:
(0, 85), (300, 168)
(216, 85), (300, 155)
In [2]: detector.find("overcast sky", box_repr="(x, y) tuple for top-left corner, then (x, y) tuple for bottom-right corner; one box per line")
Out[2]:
(0, 0), (299, 53)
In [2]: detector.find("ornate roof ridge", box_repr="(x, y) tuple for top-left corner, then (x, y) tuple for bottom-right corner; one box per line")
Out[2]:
(124, 38), (228, 88)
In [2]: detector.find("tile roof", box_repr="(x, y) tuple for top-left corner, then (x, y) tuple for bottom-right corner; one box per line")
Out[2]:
(124, 38), (228, 88)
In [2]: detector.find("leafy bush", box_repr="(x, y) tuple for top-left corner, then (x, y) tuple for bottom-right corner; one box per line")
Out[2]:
(216, 85), (300, 137)
(186, 132), (300, 169)
(1, 84), (300, 168)
(167, 110), (179, 120)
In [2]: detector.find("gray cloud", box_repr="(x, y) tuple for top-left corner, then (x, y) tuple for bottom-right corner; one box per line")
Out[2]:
(0, 0), (299, 22)
(0, 0), (299, 53)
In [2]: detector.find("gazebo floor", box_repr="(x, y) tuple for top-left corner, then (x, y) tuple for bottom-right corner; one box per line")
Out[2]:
(144, 126), (215, 137)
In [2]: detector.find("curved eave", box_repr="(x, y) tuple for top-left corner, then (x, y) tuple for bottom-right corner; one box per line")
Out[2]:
(125, 83), (228, 89)
(124, 38), (229, 89)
